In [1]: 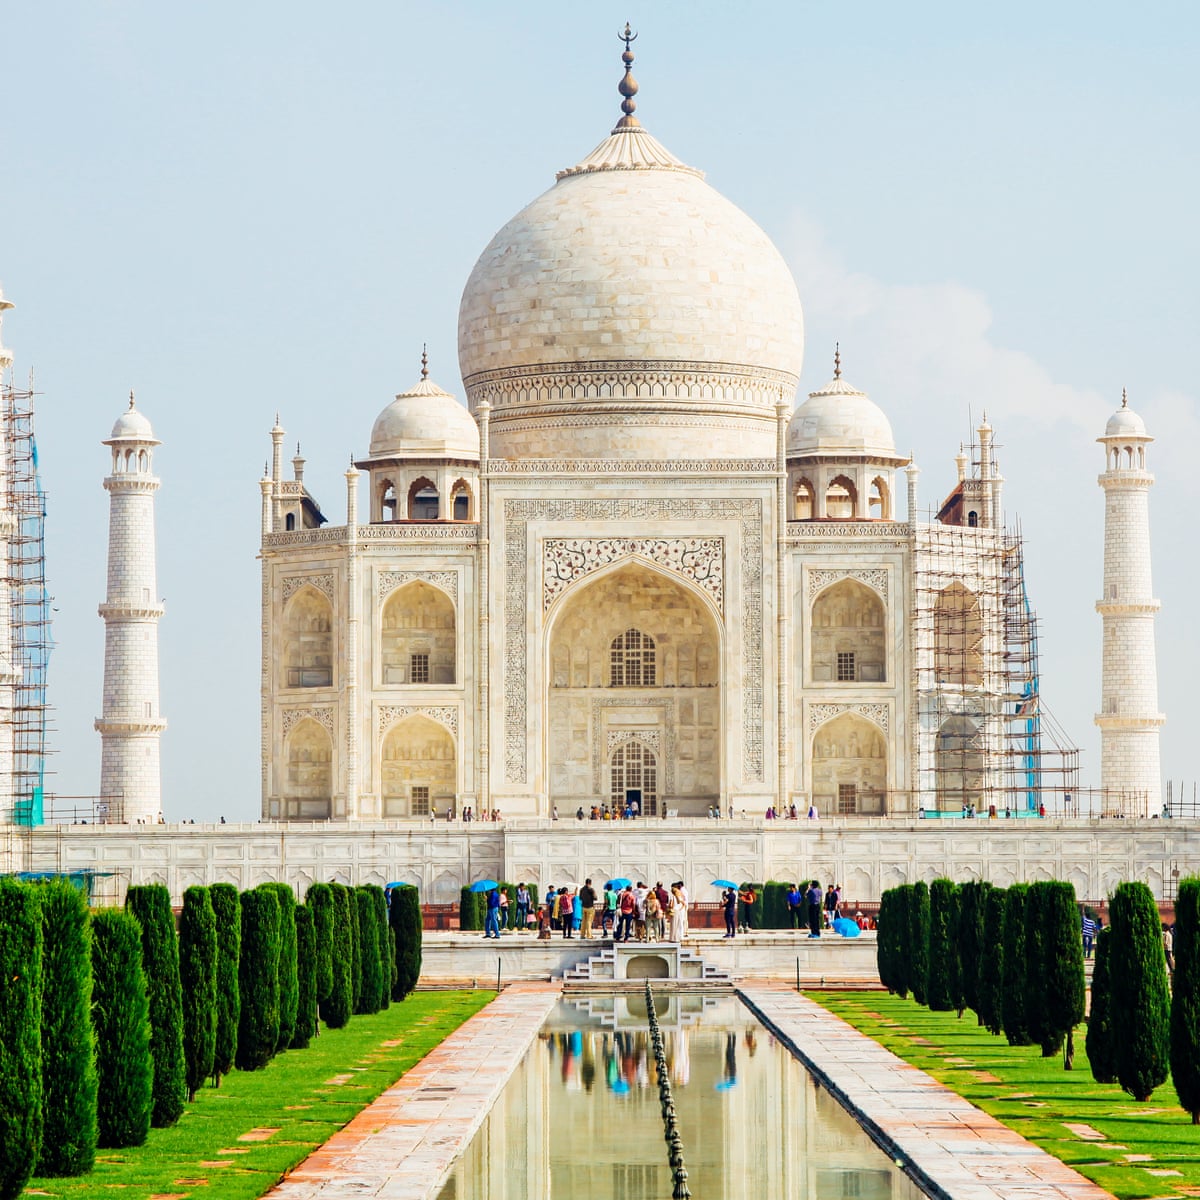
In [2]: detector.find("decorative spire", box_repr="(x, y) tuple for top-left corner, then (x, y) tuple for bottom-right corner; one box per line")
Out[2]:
(833, 343), (841, 380)
(615, 23), (640, 130)
(128, 390), (136, 410)
(1122, 387), (1128, 408)
(421, 343), (429, 381)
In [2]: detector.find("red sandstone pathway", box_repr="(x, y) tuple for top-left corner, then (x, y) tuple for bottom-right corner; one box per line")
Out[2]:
(740, 985), (1117, 1200)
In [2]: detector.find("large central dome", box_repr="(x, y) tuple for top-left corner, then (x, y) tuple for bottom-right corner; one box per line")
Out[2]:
(457, 46), (804, 460)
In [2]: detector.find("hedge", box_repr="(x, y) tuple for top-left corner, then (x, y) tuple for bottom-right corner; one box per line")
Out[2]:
(0, 878), (43, 1200)
(90, 908), (152, 1150)
(208, 882), (241, 1085)
(926, 878), (960, 1013)
(321, 884), (353, 1029)
(459, 885), (485, 931)
(391, 885), (422, 1000)
(260, 883), (298, 1053)
(125, 884), (186, 1127)
(306, 882), (335, 1006)
(36, 878), (97, 1177)
(235, 886), (281, 1070)
(178, 886), (217, 1102)
(762, 881), (792, 930)
(292, 904), (318, 1049)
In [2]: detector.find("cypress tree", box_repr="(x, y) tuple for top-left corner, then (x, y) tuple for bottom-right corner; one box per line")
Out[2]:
(876, 888), (896, 993)
(208, 882), (241, 1085)
(260, 883), (298, 1052)
(957, 880), (990, 1021)
(1087, 926), (1118, 1084)
(393, 885), (423, 999)
(236, 887), (281, 1070)
(458, 885), (481, 931)
(178, 886), (218, 1102)
(346, 882), (363, 1013)
(908, 881), (930, 1006)
(1024, 882), (1051, 1051)
(36, 879), (97, 1177)
(1001, 884), (1032, 1045)
(978, 886), (1006, 1036)
(125, 883), (186, 1126)
(1041, 882), (1086, 1066)
(927, 878), (960, 1012)
(292, 904), (318, 1049)
(889, 886), (911, 999)
(91, 908), (152, 1149)
(306, 882), (335, 1005)
(1109, 881), (1170, 1100)
(374, 886), (393, 1009)
(0, 878), (43, 1200)
(321, 884), (353, 1028)
(1172, 877), (1200, 1121)
(354, 886), (384, 1015)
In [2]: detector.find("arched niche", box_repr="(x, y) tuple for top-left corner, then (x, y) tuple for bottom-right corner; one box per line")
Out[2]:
(611, 738), (658, 815)
(869, 475), (890, 519)
(381, 581), (455, 685)
(284, 718), (333, 819)
(825, 474), (857, 518)
(794, 477), (815, 520)
(934, 582), (983, 686)
(810, 579), (885, 683)
(546, 562), (721, 814)
(810, 712), (887, 815)
(450, 478), (474, 521)
(934, 715), (983, 811)
(380, 479), (397, 522)
(282, 586), (333, 689)
(380, 715), (456, 818)
(407, 477), (439, 520)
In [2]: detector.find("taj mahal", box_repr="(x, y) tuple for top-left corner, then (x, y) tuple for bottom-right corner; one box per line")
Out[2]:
(0, 33), (1184, 905)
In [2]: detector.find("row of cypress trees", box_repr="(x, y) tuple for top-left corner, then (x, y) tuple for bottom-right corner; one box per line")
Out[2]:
(0, 876), (423, 1200)
(878, 879), (1085, 1066)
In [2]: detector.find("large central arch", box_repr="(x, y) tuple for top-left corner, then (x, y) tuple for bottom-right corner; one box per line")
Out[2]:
(545, 560), (722, 816)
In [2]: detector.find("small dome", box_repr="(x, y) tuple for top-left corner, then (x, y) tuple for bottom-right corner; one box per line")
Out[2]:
(1104, 402), (1148, 439)
(108, 397), (157, 442)
(368, 374), (479, 461)
(787, 374), (897, 459)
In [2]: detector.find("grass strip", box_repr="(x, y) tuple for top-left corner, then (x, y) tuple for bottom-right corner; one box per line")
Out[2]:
(26, 990), (493, 1200)
(815, 991), (1199, 1200)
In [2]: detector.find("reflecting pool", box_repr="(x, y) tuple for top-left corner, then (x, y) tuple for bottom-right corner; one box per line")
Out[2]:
(436, 994), (927, 1200)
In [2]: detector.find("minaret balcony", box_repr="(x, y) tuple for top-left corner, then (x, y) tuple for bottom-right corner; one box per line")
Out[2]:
(1094, 599), (1160, 616)
(98, 602), (166, 620)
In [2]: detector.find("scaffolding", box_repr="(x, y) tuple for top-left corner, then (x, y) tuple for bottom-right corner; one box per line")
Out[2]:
(3, 372), (53, 826)
(912, 515), (1079, 817)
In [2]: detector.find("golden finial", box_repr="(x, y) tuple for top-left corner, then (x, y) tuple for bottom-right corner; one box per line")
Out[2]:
(833, 343), (841, 380)
(1122, 387), (1128, 408)
(128, 389), (136, 410)
(615, 23), (640, 130)
(421, 343), (429, 381)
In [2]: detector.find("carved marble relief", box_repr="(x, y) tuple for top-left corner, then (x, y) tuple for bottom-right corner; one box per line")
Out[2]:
(282, 573), (335, 602)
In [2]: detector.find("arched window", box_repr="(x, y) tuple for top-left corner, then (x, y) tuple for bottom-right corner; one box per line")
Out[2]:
(794, 478), (815, 520)
(869, 476), (889, 519)
(967, 510), (979, 527)
(825, 475), (857, 518)
(380, 480), (397, 521)
(610, 628), (656, 687)
(282, 586), (333, 688)
(934, 582), (983, 686)
(285, 512), (296, 531)
(450, 479), (473, 521)
(611, 740), (658, 815)
(407, 478), (439, 520)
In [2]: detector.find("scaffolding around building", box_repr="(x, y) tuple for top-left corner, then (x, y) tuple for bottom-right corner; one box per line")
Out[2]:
(3, 371), (53, 826)
(912, 515), (1080, 817)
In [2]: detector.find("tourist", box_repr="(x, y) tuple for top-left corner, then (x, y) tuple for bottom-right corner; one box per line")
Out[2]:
(787, 882), (803, 930)
(676, 880), (691, 935)
(617, 885), (636, 942)
(498, 886), (510, 931)
(823, 883), (838, 928)
(1081, 909), (1097, 958)
(579, 878), (596, 938)
(738, 884), (756, 933)
(548, 885), (560, 931)
(576, 806), (584, 820)
(668, 885), (687, 942)
(806, 879), (823, 938)
(602, 883), (618, 936)
(552, 805), (558, 820)
(728, 803), (734, 819)
(722, 887), (737, 938)
(645, 886), (662, 941)
(633, 882), (649, 941)
(1164, 923), (1175, 976)
(572, 888), (583, 937)
(559, 884), (575, 939)
(654, 881), (669, 921)
(807, 802), (818, 820)
(516, 882), (531, 932)
(631, 797), (640, 818)
(484, 887), (501, 939)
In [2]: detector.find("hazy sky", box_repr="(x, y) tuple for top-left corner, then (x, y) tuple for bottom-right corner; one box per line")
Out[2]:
(1, 2), (1196, 821)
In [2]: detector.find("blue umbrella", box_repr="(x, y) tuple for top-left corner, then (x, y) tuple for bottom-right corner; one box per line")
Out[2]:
(606, 877), (632, 890)
(833, 917), (861, 937)
(469, 879), (500, 892)
(712, 879), (739, 890)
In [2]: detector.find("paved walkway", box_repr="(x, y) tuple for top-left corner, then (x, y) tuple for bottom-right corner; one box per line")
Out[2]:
(265, 982), (560, 1200)
(740, 985), (1115, 1200)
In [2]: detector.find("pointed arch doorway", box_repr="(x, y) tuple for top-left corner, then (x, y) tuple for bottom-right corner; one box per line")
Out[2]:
(611, 738), (659, 815)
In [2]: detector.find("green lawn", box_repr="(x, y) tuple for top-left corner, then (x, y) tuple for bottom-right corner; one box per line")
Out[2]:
(815, 991), (1200, 1200)
(26, 991), (493, 1200)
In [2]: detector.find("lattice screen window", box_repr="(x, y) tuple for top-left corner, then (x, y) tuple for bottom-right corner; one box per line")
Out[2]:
(836, 651), (856, 681)
(411, 785), (430, 816)
(610, 741), (658, 815)
(838, 783), (857, 814)
(410, 653), (430, 684)
(609, 628), (656, 687)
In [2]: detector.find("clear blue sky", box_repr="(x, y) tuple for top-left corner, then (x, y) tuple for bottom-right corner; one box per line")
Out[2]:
(2, 2), (1196, 820)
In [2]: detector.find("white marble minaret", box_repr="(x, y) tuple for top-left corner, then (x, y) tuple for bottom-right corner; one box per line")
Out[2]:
(96, 396), (166, 822)
(1095, 391), (1163, 817)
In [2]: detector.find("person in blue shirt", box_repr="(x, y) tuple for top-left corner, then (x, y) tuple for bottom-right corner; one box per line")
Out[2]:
(787, 883), (803, 930)
(484, 888), (501, 939)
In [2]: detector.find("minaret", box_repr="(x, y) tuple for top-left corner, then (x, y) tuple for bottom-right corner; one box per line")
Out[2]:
(96, 395), (166, 823)
(1095, 390), (1163, 817)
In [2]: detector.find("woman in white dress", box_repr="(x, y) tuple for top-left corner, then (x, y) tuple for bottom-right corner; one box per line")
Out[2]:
(668, 885), (687, 942)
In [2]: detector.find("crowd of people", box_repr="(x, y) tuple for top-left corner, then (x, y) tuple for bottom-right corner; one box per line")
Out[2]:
(481, 880), (698, 941)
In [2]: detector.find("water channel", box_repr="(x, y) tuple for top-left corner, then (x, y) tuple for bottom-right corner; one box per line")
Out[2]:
(436, 993), (928, 1200)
